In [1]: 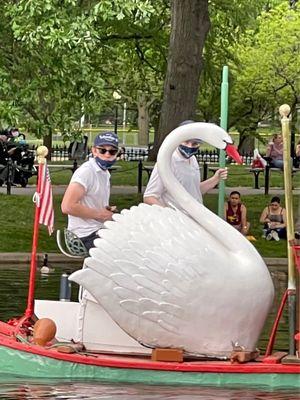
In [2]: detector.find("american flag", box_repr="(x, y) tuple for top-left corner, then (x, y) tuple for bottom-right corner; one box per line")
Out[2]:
(38, 163), (54, 235)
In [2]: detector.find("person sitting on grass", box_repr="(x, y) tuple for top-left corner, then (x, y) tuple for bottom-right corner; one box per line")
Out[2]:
(259, 196), (287, 241)
(224, 191), (250, 236)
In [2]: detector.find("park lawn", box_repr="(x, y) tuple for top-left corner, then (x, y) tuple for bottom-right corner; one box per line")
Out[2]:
(0, 192), (294, 258)
(28, 161), (148, 187)
(0, 194), (142, 253)
(26, 125), (299, 150)
(26, 127), (149, 148)
(204, 194), (289, 258)
(27, 161), (300, 189)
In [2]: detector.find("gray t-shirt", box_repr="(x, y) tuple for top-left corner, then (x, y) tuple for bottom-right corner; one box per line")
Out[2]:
(144, 150), (202, 210)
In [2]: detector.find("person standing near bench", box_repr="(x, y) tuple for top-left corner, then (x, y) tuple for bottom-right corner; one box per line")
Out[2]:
(265, 133), (283, 170)
(143, 120), (228, 209)
(259, 196), (287, 241)
(61, 132), (119, 251)
(224, 191), (250, 236)
(294, 139), (300, 168)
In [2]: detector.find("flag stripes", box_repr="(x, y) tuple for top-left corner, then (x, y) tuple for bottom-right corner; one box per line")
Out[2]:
(39, 163), (54, 235)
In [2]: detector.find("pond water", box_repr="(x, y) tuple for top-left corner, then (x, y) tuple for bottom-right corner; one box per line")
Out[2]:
(0, 264), (298, 399)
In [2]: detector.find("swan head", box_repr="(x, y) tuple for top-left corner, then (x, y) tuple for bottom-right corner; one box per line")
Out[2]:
(158, 122), (242, 164)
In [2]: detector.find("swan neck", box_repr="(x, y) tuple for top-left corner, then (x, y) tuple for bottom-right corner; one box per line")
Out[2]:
(156, 127), (255, 254)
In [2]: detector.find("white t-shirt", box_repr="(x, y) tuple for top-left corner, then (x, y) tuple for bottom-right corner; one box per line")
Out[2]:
(144, 150), (202, 210)
(67, 158), (111, 238)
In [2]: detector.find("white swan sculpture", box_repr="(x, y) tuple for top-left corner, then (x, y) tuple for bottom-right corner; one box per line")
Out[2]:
(69, 122), (274, 358)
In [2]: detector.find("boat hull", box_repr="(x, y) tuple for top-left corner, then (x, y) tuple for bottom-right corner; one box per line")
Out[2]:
(0, 334), (299, 388)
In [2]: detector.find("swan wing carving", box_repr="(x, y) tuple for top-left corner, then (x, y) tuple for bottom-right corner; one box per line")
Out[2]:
(70, 123), (274, 358)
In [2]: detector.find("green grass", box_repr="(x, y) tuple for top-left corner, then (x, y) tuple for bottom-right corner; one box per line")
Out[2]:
(26, 126), (153, 148)
(204, 194), (293, 258)
(0, 193), (143, 253)
(0, 191), (297, 257)
(28, 162), (300, 189)
(28, 161), (153, 186)
(25, 126), (300, 151)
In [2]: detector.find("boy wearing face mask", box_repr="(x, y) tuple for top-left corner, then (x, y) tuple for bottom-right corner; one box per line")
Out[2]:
(143, 121), (227, 210)
(61, 132), (119, 250)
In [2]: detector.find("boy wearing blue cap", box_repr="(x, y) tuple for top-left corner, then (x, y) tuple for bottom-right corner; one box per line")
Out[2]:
(61, 132), (119, 250)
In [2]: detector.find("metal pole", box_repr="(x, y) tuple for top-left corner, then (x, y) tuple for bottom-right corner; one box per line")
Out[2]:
(113, 91), (121, 138)
(114, 105), (118, 135)
(218, 66), (229, 217)
(279, 104), (296, 355)
(123, 103), (127, 128)
(138, 160), (143, 193)
(6, 159), (12, 195)
(25, 146), (48, 318)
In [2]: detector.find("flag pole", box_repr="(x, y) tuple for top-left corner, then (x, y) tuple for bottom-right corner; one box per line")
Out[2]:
(279, 104), (296, 355)
(218, 66), (229, 217)
(24, 146), (48, 319)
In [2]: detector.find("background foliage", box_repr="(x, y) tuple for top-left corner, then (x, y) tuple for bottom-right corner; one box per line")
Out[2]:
(0, 0), (298, 154)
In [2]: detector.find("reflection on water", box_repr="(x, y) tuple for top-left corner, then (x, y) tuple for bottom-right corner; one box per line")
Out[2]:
(0, 265), (290, 353)
(0, 380), (298, 400)
(0, 265), (79, 321)
(259, 269), (289, 352)
(0, 265), (297, 399)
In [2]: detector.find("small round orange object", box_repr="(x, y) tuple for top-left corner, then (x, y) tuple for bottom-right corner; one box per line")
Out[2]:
(33, 318), (57, 346)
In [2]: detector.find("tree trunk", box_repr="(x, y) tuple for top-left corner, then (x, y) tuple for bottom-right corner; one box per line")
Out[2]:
(149, 0), (210, 160)
(43, 130), (52, 160)
(137, 93), (150, 146)
(238, 131), (255, 155)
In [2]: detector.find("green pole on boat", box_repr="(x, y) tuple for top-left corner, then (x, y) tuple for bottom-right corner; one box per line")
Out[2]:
(218, 66), (228, 217)
(279, 104), (296, 355)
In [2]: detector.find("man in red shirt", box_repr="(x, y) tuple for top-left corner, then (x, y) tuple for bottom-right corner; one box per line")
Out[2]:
(224, 191), (250, 236)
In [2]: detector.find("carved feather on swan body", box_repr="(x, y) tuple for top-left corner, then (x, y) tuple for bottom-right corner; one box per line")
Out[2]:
(70, 122), (274, 358)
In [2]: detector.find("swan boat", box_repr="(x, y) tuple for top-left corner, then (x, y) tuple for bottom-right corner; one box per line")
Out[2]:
(0, 123), (299, 388)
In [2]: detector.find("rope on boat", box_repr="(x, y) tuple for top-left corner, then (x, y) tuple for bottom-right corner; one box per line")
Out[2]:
(15, 334), (93, 356)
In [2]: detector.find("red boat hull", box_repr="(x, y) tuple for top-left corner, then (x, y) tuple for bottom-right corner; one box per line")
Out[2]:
(0, 321), (299, 388)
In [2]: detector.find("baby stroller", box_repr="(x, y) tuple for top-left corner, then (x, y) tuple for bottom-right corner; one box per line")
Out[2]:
(0, 129), (36, 187)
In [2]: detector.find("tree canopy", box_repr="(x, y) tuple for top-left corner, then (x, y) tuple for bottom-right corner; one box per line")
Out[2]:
(229, 2), (300, 151)
(0, 0), (298, 156)
(0, 0), (161, 145)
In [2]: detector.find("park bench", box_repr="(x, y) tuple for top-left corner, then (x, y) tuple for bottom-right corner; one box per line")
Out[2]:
(46, 162), (120, 173)
(242, 167), (265, 191)
(202, 164), (265, 190)
(136, 159), (300, 195)
(137, 161), (218, 193)
(246, 164), (300, 195)
(264, 165), (300, 195)
(247, 167), (265, 190)
(137, 160), (154, 193)
(184, 162), (300, 195)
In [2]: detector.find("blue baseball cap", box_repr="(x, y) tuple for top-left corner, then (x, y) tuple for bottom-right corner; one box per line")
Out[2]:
(94, 132), (118, 148)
